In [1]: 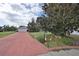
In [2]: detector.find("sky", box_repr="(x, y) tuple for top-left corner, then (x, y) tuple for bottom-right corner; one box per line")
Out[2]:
(0, 3), (43, 27)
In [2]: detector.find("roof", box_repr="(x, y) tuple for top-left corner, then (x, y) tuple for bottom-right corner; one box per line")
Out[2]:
(18, 26), (27, 29)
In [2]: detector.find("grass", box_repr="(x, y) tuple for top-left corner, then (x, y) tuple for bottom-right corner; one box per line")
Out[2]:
(0, 31), (15, 38)
(30, 32), (73, 48)
(31, 32), (45, 43)
(69, 34), (79, 40)
(30, 32), (51, 43)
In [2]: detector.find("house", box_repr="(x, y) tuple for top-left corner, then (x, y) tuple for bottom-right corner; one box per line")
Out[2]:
(18, 26), (27, 32)
(70, 28), (79, 35)
(71, 31), (79, 35)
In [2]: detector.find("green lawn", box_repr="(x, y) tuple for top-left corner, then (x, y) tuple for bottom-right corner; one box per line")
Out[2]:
(30, 32), (73, 48)
(0, 31), (15, 38)
(31, 32), (47, 43)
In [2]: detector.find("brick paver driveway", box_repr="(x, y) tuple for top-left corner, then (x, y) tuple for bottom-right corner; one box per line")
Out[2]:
(0, 32), (48, 56)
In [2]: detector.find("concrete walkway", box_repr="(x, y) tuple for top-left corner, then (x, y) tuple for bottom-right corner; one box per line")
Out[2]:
(0, 32), (48, 56)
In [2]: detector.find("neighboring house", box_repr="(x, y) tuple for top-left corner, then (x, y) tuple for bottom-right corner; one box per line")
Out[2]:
(71, 31), (79, 35)
(18, 26), (27, 32)
(70, 28), (79, 35)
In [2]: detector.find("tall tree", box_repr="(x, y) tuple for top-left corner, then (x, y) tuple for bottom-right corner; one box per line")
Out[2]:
(36, 16), (49, 32)
(27, 18), (40, 32)
(3, 25), (17, 31)
(0, 26), (3, 32)
(42, 3), (79, 36)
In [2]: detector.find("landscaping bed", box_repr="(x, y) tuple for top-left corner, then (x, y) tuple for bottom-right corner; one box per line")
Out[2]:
(30, 32), (74, 48)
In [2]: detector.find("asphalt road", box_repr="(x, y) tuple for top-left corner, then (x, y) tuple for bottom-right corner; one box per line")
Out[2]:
(40, 49), (79, 56)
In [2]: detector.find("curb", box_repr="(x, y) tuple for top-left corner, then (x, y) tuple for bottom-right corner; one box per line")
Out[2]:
(48, 46), (79, 51)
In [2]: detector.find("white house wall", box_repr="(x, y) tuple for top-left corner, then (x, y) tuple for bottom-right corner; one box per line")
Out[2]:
(18, 28), (27, 32)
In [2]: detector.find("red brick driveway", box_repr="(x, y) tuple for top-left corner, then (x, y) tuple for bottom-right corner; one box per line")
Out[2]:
(0, 32), (48, 56)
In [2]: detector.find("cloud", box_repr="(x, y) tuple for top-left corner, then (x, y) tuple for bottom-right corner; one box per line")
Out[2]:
(0, 3), (43, 27)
